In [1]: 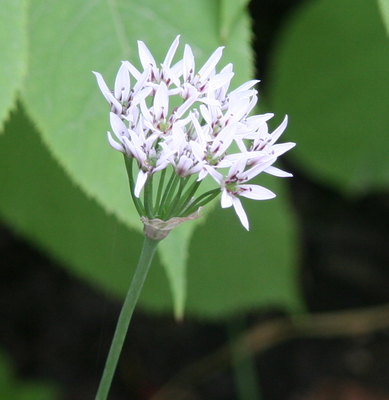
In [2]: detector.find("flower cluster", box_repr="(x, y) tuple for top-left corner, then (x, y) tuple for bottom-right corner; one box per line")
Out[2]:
(94, 36), (294, 231)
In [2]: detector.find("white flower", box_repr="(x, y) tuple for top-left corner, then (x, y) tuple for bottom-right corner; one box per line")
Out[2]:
(94, 35), (295, 228)
(245, 116), (295, 178)
(207, 156), (277, 230)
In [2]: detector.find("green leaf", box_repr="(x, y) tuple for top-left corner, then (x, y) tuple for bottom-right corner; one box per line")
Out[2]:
(219, 0), (251, 43)
(21, 0), (254, 316)
(185, 174), (303, 316)
(0, 104), (147, 300)
(378, 0), (389, 35)
(269, 0), (389, 194)
(0, 104), (175, 314)
(2, 0), (299, 318)
(158, 222), (194, 320)
(0, 0), (28, 130)
(0, 349), (58, 400)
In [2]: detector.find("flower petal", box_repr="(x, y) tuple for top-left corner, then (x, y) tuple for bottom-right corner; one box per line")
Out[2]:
(114, 63), (130, 100)
(107, 131), (125, 153)
(134, 170), (148, 197)
(269, 142), (296, 157)
(92, 71), (111, 102)
(232, 197), (249, 230)
(183, 44), (195, 82)
(153, 81), (169, 120)
(264, 165), (293, 178)
(205, 165), (224, 184)
(137, 40), (156, 70)
(241, 156), (276, 181)
(269, 115), (288, 145)
(239, 184), (276, 200)
(220, 189), (233, 208)
(109, 112), (128, 139)
(196, 47), (224, 82)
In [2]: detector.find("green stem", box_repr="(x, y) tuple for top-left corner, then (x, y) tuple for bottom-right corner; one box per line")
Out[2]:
(144, 174), (154, 218)
(159, 172), (181, 219)
(95, 236), (160, 400)
(154, 168), (167, 214)
(180, 188), (220, 216)
(164, 176), (189, 219)
(170, 178), (201, 217)
(157, 168), (177, 217)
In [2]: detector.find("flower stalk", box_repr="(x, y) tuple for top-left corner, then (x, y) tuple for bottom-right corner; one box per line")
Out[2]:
(93, 35), (295, 400)
(95, 236), (160, 400)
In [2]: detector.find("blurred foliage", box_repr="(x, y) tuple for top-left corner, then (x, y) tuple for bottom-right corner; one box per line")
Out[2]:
(1, 0), (389, 399)
(0, 0), (27, 129)
(0, 350), (57, 400)
(378, 0), (389, 34)
(270, 0), (389, 194)
(1, 0), (388, 321)
(0, 0), (300, 317)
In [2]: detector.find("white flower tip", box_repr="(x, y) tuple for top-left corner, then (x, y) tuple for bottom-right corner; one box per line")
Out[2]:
(232, 197), (249, 230)
(134, 170), (148, 198)
(92, 70), (103, 81)
(279, 115), (289, 130)
(107, 131), (125, 153)
(241, 216), (250, 231)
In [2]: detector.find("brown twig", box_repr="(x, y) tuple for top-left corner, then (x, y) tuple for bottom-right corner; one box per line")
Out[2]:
(150, 304), (389, 400)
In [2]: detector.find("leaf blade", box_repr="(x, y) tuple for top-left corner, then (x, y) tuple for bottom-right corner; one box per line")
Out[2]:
(270, 0), (389, 193)
(0, 0), (28, 130)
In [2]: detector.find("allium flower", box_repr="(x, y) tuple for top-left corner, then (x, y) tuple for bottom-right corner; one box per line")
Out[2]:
(94, 36), (295, 232)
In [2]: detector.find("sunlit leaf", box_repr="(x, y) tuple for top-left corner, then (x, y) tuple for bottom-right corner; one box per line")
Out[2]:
(0, 105), (146, 300)
(21, 0), (254, 316)
(0, 0), (301, 317)
(378, 0), (389, 35)
(0, 0), (27, 130)
(219, 0), (251, 43)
